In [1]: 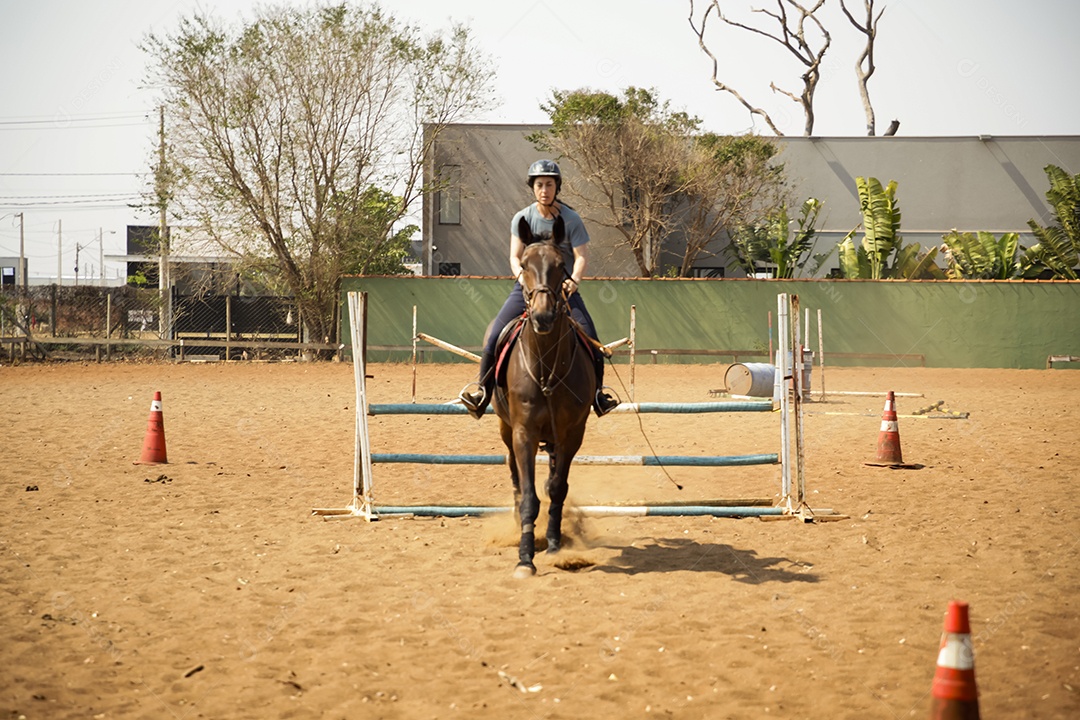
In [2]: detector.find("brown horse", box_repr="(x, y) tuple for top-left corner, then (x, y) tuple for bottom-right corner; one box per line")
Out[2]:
(491, 217), (596, 578)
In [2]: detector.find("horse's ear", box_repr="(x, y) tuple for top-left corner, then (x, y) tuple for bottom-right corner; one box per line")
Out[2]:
(517, 217), (533, 245)
(552, 215), (565, 244)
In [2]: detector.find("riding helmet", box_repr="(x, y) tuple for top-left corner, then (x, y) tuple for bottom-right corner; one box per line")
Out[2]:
(526, 159), (561, 192)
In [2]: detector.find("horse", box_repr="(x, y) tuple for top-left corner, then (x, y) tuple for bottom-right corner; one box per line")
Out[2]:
(490, 216), (597, 578)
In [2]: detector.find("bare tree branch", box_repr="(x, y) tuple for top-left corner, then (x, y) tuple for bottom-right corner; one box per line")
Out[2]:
(689, 0), (831, 136)
(841, 0), (886, 135)
(688, 0), (785, 135)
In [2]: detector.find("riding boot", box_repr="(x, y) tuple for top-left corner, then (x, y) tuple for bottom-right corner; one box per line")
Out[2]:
(459, 350), (496, 420)
(592, 352), (619, 417)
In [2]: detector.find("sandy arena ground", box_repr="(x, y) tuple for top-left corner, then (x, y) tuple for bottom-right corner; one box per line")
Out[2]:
(1, 360), (1078, 719)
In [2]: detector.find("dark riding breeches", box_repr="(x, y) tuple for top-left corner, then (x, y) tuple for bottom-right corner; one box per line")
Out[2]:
(484, 283), (599, 357)
(483, 282), (605, 386)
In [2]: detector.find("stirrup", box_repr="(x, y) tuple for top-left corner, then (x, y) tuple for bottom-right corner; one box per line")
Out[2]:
(458, 382), (489, 419)
(594, 387), (620, 417)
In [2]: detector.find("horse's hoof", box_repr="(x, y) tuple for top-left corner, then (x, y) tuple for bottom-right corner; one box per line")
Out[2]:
(513, 564), (537, 579)
(545, 545), (561, 555)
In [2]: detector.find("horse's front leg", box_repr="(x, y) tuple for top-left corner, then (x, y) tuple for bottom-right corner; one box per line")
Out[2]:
(545, 450), (567, 554)
(500, 420), (521, 524)
(512, 429), (540, 578)
(547, 425), (586, 555)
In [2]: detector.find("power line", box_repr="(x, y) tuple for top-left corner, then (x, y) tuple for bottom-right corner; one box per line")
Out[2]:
(0, 121), (150, 131)
(0, 193), (142, 200)
(0, 198), (142, 208)
(0, 112), (148, 126)
(0, 172), (141, 177)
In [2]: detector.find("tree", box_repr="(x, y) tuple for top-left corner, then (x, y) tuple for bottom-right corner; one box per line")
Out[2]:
(679, 133), (789, 276)
(688, 0), (894, 136)
(143, 4), (494, 345)
(839, 0), (885, 135)
(689, 0), (831, 136)
(1021, 164), (1080, 279)
(530, 88), (786, 277)
(531, 88), (695, 277)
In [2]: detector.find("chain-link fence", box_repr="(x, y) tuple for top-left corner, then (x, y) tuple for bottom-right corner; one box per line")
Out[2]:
(0, 285), (318, 362)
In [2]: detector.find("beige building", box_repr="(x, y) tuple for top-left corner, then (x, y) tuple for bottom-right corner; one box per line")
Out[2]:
(422, 124), (1080, 278)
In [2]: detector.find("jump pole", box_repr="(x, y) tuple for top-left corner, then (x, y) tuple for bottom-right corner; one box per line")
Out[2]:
(817, 308), (825, 400)
(629, 305), (636, 402)
(411, 305), (417, 403)
(368, 400), (772, 415)
(374, 505), (787, 518)
(415, 332), (480, 363)
(312, 291), (376, 520)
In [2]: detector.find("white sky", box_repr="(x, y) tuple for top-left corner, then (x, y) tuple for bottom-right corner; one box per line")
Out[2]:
(1, 0), (1077, 281)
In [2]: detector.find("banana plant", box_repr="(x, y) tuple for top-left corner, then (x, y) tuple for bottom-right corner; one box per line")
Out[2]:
(838, 177), (900, 278)
(728, 198), (823, 278)
(1020, 164), (1080, 279)
(837, 177), (942, 279)
(940, 230), (1022, 279)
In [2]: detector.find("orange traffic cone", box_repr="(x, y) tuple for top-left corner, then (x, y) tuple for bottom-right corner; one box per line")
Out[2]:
(929, 600), (980, 719)
(135, 391), (168, 465)
(865, 391), (918, 467)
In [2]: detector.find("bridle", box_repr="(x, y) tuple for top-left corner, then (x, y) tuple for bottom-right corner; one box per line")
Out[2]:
(518, 247), (574, 399)
(518, 243), (569, 330)
(520, 283), (565, 319)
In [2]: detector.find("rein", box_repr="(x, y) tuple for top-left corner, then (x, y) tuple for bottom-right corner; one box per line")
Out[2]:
(518, 300), (574, 449)
(519, 286), (573, 397)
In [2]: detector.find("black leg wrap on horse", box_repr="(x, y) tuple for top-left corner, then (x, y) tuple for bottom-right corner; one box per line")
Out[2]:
(546, 509), (563, 554)
(518, 531), (536, 569)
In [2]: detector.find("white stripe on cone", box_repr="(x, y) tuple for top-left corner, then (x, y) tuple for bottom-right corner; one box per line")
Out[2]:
(937, 634), (975, 670)
(150, 400), (162, 412)
(879, 420), (898, 432)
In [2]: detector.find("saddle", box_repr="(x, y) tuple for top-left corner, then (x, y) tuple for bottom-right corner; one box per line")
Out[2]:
(493, 313), (597, 387)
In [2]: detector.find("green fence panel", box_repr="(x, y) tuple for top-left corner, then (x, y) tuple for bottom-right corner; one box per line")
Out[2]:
(340, 277), (1080, 369)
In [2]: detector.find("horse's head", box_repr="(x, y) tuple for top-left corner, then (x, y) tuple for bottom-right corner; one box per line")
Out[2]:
(518, 216), (567, 335)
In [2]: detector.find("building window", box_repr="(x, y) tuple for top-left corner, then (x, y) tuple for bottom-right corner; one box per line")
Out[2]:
(438, 262), (461, 276)
(691, 267), (725, 278)
(752, 263), (777, 279)
(438, 165), (461, 225)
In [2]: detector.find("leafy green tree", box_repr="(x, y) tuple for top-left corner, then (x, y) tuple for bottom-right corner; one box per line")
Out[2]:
(680, 133), (787, 276)
(837, 176), (942, 279)
(530, 88), (696, 276)
(143, 4), (494, 345)
(728, 198), (823, 278)
(940, 230), (1022, 279)
(530, 87), (785, 277)
(1021, 164), (1080, 279)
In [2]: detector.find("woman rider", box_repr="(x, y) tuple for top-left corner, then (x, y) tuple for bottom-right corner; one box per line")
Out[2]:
(458, 159), (619, 419)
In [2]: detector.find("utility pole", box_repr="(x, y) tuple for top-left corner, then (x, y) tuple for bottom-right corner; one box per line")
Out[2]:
(157, 106), (171, 340)
(17, 212), (28, 330)
(17, 212), (25, 291)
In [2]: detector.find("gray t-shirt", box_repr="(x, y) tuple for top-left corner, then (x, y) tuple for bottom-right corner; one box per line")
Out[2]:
(511, 202), (589, 272)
